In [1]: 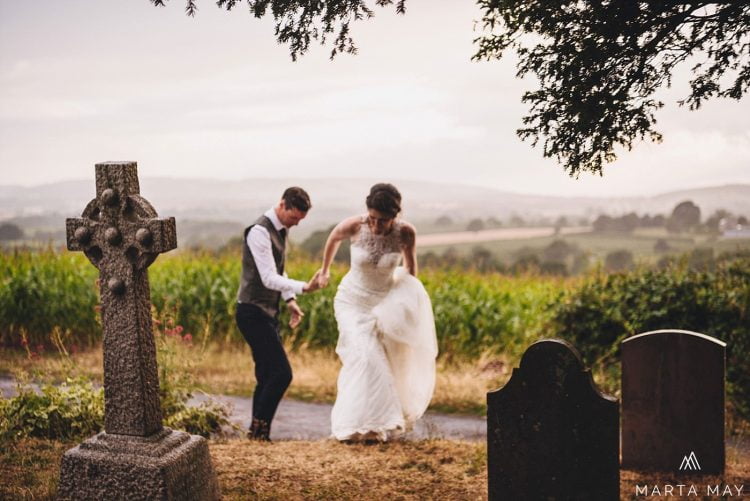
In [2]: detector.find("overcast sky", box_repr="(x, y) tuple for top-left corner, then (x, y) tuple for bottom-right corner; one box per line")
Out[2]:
(1, 0), (748, 197)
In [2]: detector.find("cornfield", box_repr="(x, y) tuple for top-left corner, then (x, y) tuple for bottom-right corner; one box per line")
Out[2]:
(0, 248), (565, 358)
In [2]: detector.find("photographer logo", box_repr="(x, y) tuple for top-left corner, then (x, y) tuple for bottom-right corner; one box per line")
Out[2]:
(678, 451), (701, 471)
(634, 451), (744, 497)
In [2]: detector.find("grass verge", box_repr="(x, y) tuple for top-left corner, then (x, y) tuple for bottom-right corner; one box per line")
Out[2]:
(2, 438), (748, 500)
(0, 344), (511, 416)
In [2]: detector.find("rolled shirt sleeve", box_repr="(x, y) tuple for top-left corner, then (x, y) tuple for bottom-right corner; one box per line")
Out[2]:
(247, 225), (306, 300)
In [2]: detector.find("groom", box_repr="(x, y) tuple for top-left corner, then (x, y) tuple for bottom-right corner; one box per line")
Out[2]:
(236, 186), (322, 441)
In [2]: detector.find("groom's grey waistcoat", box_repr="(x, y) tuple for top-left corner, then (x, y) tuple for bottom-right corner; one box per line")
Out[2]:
(237, 215), (286, 318)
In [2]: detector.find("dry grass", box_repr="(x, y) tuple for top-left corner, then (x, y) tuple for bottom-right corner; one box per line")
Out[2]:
(195, 345), (510, 414)
(0, 439), (71, 500)
(212, 439), (488, 500)
(3, 438), (747, 500)
(0, 438), (487, 501)
(191, 344), (342, 403)
(0, 347), (103, 382)
(0, 344), (508, 416)
(433, 353), (510, 415)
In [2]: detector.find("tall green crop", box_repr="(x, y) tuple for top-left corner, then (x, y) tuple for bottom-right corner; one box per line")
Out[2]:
(421, 270), (566, 358)
(0, 248), (99, 347)
(1, 249), (565, 357)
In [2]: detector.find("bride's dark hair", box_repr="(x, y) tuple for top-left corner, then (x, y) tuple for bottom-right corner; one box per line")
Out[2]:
(366, 183), (401, 219)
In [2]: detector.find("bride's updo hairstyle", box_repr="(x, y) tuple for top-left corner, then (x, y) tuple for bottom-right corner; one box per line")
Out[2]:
(366, 183), (402, 219)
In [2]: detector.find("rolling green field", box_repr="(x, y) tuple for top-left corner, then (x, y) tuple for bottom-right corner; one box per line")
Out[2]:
(0, 247), (565, 359)
(419, 228), (750, 265)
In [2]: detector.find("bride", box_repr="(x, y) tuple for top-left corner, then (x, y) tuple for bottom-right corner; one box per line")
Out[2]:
(317, 183), (438, 442)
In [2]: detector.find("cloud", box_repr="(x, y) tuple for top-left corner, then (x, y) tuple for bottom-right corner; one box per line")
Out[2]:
(0, 0), (747, 196)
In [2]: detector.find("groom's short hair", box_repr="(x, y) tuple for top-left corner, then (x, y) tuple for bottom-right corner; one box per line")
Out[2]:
(282, 187), (311, 212)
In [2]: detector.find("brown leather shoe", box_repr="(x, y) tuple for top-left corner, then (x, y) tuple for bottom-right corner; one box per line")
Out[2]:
(247, 417), (271, 441)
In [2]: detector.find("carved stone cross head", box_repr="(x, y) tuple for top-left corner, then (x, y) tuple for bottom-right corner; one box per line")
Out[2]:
(66, 162), (176, 290)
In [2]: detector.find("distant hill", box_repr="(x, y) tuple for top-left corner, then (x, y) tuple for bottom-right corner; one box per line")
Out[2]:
(2, 178), (749, 246)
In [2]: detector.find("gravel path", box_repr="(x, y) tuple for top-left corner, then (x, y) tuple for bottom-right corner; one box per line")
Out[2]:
(190, 393), (486, 441)
(0, 376), (486, 441)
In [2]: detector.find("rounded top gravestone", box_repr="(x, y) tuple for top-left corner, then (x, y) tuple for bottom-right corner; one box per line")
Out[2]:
(621, 329), (726, 474)
(518, 338), (586, 394)
(487, 339), (619, 501)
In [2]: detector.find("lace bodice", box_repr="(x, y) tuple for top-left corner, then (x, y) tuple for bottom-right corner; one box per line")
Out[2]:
(352, 217), (404, 265)
(337, 218), (405, 303)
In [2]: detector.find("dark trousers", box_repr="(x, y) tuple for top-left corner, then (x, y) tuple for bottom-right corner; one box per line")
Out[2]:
(235, 302), (292, 424)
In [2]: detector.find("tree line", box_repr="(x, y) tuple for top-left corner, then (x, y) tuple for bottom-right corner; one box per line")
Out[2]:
(592, 200), (748, 234)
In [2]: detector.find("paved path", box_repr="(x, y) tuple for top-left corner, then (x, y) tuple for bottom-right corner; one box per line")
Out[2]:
(0, 376), (486, 441)
(191, 393), (486, 441)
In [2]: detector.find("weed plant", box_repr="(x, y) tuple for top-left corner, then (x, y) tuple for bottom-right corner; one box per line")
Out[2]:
(0, 315), (231, 441)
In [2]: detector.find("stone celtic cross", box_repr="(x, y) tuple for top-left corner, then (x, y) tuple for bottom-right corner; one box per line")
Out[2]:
(66, 162), (176, 436)
(60, 162), (217, 500)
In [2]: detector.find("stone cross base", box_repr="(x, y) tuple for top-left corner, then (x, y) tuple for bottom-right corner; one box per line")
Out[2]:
(57, 428), (220, 500)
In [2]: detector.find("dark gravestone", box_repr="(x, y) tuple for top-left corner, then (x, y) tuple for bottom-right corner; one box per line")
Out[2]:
(487, 339), (619, 501)
(58, 162), (220, 500)
(621, 329), (725, 474)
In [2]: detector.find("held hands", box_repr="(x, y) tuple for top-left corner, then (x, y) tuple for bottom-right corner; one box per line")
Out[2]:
(291, 270), (330, 328)
(302, 269), (329, 293)
(317, 269), (331, 288)
(302, 269), (322, 293)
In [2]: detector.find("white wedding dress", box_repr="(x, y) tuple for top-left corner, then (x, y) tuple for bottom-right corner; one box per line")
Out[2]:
(331, 219), (438, 441)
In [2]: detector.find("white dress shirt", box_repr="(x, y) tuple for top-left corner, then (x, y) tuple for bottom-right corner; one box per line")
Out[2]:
(247, 208), (306, 301)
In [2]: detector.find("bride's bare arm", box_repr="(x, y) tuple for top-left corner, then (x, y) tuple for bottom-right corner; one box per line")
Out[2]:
(319, 216), (362, 285)
(400, 222), (418, 277)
